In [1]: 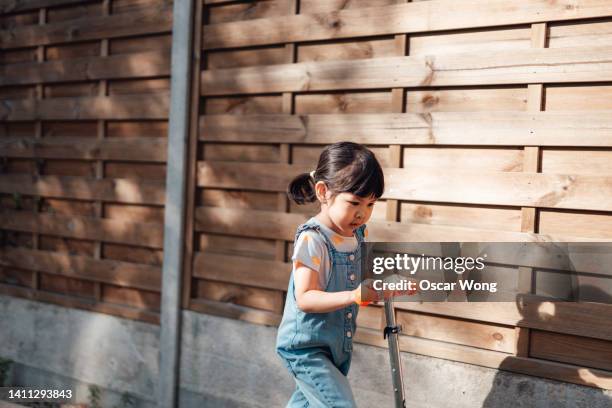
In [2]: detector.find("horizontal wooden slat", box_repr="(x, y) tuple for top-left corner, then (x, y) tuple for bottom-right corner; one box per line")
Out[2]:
(0, 283), (159, 324)
(396, 311), (516, 353)
(531, 330), (612, 371)
(193, 251), (290, 291)
(0, 5), (173, 49)
(0, 247), (161, 292)
(201, 46), (612, 95)
(0, 210), (164, 248)
(194, 206), (609, 243)
(0, 92), (169, 121)
(196, 161), (612, 211)
(385, 168), (612, 212)
(0, 175), (165, 204)
(200, 112), (612, 147)
(0, 0), (91, 14)
(202, 0), (612, 49)
(189, 298), (282, 326)
(0, 50), (171, 86)
(197, 161), (307, 192)
(0, 136), (167, 161)
(355, 327), (612, 390)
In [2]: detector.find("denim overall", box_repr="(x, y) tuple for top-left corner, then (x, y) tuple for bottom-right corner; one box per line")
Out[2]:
(276, 217), (366, 408)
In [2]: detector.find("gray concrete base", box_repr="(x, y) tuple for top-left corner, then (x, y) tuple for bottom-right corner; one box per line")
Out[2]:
(1, 294), (610, 407)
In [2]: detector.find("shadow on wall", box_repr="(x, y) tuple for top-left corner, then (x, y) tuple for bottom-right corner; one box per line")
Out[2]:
(483, 285), (612, 408)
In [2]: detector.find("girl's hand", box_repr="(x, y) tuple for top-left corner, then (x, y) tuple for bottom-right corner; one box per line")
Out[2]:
(352, 278), (419, 306)
(352, 279), (380, 306)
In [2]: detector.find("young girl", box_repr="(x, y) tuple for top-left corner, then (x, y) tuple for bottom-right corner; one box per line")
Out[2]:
(275, 141), (385, 408)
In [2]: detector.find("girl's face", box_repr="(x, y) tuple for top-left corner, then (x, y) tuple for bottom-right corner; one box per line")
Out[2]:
(315, 182), (377, 237)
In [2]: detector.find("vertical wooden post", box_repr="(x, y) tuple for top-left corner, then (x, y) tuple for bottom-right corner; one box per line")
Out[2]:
(31, 7), (47, 291)
(515, 22), (547, 358)
(93, 0), (111, 302)
(277, 0), (298, 263)
(181, 0), (204, 310)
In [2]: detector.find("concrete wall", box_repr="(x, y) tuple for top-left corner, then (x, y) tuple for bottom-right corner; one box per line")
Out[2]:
(1, 294), (610, 408)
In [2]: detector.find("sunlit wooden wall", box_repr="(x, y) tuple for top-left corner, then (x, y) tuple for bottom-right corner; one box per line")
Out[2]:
(190, 0), (612, 390)
(0, 0), (173, 324)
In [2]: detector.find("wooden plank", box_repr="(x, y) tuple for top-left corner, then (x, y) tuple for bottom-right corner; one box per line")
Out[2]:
(39, 235), (94, 256)
(549, 20), (612, 49)
(0, 5), (173, 49)
(192, 251), (290, 291)
(406, 87), (527, 113)
(107, 78), (170, 95)
(195, 278), (285, 315)
(194, 207), (610, 243)
(541, 149), (612, 175)
(207, 46), (287, 69)
(182, 0), (204, 310)
(199, 111), (612, 147)
(102, 284), (160, 312)
(0, 0), (91, 14)
(196, 161), (612, 212)
(0, 210), (164, 248)
(0, 174), (165, 204)
(39, 272), (96, 299)
(202, 143), (280, 162)
(0, 247), (161, 291)
(384, 168), (612, 212)
(0, 92), (170, 121)
(46, 2), (101, 23)
(300, 0), (403, 14)
(531, 330), (612, 371)
(0, 282), (159, 324)
(0, 136), (166, 161)
(553, 80), (612, 117)
(204, 95), (283, 114)
(396, 311), (516, 353)
(402, 147), (523, 172)
(189, 297), (282, 326)
(294, 92), (393, 114)
(199, 232), (277, 260)
(109, 33), (172, 55)
(0, 49), (170, 85)
(409, 26), (530, 57)
(539, 210), (612, 239)
(105, 162), (166, 180)
(201, 45), (612, 95)
(296, 38), (397, 63)
(103, 243), (163, 265)
(207, 0), (291, 24)
(202, 0), (612, 49)
(399, 202), (521, 232)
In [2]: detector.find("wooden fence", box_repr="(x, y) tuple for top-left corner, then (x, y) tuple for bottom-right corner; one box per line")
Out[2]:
(2, 0), (612, 391)
(0, 0), (173, 324)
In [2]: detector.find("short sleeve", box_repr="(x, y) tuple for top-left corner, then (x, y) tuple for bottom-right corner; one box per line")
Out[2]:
(292, 230), (326, 273)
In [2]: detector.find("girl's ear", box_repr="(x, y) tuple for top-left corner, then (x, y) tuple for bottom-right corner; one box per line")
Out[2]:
(314, 181), (328, 203)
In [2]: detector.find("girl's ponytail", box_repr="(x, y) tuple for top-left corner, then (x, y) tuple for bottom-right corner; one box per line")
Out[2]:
(287, 172), (316, 204)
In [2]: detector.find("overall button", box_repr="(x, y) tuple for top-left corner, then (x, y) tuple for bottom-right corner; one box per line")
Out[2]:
(346, 312), (353, 319)
(349, 254), (355, 261)
(349, 274), (356, 281)
(346, 331), (352, 338)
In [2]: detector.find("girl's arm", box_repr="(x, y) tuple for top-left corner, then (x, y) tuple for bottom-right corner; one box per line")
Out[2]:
(293, 262), (358, 313)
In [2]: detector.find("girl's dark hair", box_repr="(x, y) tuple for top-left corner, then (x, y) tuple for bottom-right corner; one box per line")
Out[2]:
(288, 141), (384, 205)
